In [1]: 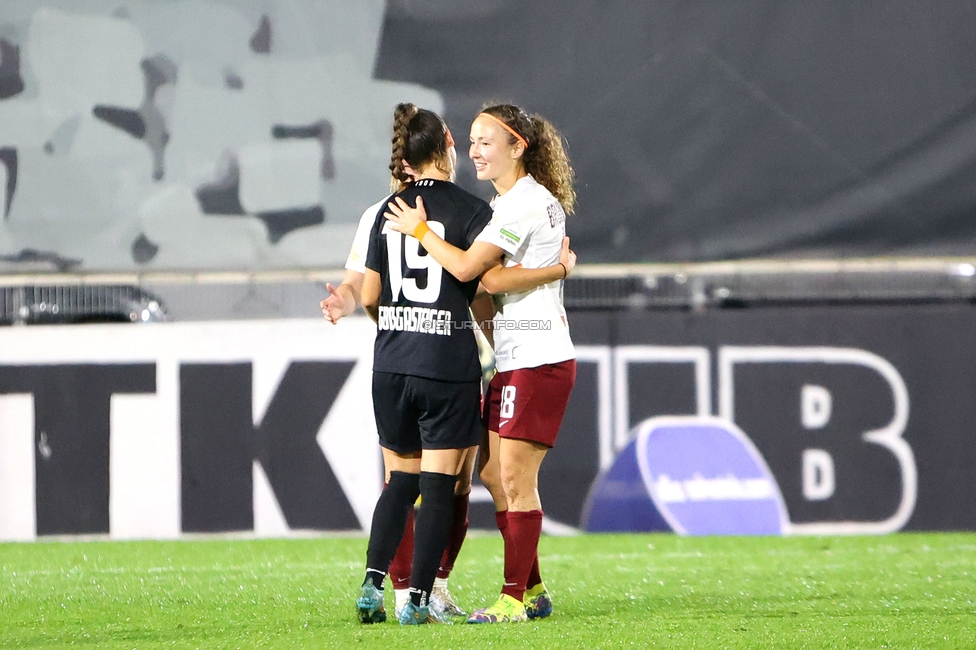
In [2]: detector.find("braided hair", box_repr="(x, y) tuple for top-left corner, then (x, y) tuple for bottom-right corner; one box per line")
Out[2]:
(480, 104), (576, 215)
(389, 103), (451, 192)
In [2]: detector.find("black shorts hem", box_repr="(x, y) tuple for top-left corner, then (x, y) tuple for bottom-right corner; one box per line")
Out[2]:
(378, 440), (423, 455)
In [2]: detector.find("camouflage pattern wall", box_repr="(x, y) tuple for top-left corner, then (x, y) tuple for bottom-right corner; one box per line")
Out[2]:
(0, 1), (438, 272)
(2, 2), (975, 272)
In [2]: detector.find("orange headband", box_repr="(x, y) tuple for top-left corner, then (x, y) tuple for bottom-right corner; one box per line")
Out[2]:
(478, 112), (528, 149)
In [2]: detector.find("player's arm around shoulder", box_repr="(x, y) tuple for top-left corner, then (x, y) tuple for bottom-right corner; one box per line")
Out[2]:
(384, 195), (502, 282)
(479, 236), (575, 295)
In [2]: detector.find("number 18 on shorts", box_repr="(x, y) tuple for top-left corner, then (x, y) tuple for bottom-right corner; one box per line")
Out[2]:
(483, 360), (576, 448)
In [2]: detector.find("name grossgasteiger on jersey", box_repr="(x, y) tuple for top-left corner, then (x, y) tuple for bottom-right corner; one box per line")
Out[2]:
(365, 179), (493, 382)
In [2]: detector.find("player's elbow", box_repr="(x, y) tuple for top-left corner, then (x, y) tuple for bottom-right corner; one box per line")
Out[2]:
(479, 272), (503, 294)
(456, 257), (496, 284)
(478, 262), (510, 294)
(360, 270), (381, 311)
(455, 266), (482, 283)
(446, 258), (481, 283)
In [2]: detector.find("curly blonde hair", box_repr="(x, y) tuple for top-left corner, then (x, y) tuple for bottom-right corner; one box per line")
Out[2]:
(480, 104), (576, 214)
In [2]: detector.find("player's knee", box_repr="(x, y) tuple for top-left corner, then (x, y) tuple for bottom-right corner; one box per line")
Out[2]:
(479, 464), (501, 493)
(499, 467), (530, 501)
(455, 471), (472, 494)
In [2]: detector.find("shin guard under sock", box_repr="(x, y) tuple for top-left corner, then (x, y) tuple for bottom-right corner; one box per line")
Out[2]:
(388, 504), (415, 589)
(436, 491), (470, 579)
(501, 509), (543, 602)
(364, 471), (420, 589)
(409, 471), (456, 606)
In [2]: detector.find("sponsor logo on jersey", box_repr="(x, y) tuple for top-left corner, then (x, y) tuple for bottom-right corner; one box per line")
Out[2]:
(499, 222), (522, 246)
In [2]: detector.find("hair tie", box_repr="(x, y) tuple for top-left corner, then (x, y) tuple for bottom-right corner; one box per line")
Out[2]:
(479, 112), (529, 149)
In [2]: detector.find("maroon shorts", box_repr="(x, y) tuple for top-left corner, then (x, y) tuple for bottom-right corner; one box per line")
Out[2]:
(483, 359), (576, 448)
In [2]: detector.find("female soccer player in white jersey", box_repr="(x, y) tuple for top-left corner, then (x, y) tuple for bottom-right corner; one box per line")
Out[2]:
(383, 104), (577, 624)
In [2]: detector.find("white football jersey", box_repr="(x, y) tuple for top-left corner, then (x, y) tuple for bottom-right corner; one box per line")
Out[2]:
(475, 175), (575, 372)
(344, 196), (390, 274)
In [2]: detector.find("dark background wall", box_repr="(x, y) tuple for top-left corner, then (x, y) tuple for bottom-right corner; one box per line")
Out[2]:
(376, 1), (976, 262)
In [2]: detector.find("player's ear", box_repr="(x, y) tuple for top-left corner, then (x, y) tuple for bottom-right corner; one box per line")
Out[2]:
(403, 160), (417, 179)
(510, 140), (525, 161)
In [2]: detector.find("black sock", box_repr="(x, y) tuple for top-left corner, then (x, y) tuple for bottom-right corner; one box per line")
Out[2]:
(409, 471), (457, 607)
(364, 471), (421, 590)
(363, 569), (386, 591)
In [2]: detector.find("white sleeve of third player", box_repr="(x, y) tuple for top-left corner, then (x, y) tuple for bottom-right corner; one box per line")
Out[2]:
(344, 197), (388, 274)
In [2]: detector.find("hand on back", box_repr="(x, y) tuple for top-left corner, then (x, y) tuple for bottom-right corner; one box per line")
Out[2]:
(384, 196), (428, 237)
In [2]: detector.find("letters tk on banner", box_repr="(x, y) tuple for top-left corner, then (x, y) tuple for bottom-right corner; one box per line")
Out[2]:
(1, 303), (974, 541)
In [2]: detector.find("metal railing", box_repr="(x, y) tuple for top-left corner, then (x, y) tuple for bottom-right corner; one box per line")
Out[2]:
(2, 255), (975, 322)
(0, 284), (166, 325)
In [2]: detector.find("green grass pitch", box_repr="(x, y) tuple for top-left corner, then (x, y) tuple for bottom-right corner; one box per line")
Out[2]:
(2, 532), (974, 648)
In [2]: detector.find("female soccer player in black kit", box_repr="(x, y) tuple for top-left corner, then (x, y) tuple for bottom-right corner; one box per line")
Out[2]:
(355, 103), (501, 625)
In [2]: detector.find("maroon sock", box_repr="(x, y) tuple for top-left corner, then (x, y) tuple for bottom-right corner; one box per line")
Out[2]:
(436, 492), (470, 579)
(527, 553), (543, 591)
(501, 510), (543, 602)
(496, 510), (515, 598)
(495, 509), (509, 537)
(520, 509), (542, 588)
(388, 504), (414, 590)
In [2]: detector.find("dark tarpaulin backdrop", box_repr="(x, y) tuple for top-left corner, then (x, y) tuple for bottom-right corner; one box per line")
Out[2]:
(375, 0), (976, 262)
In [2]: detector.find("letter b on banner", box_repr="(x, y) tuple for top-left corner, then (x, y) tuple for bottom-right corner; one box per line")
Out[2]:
(721, 348), (914, 533)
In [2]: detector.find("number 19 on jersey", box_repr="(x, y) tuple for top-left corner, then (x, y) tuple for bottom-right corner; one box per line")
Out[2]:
(386, 221), (446, 303)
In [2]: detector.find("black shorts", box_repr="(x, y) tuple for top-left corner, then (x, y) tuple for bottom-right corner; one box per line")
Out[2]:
(372, 371), (483, 454)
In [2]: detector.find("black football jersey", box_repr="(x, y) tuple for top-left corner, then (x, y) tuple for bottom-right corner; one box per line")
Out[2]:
(365, 179), (493, 382)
